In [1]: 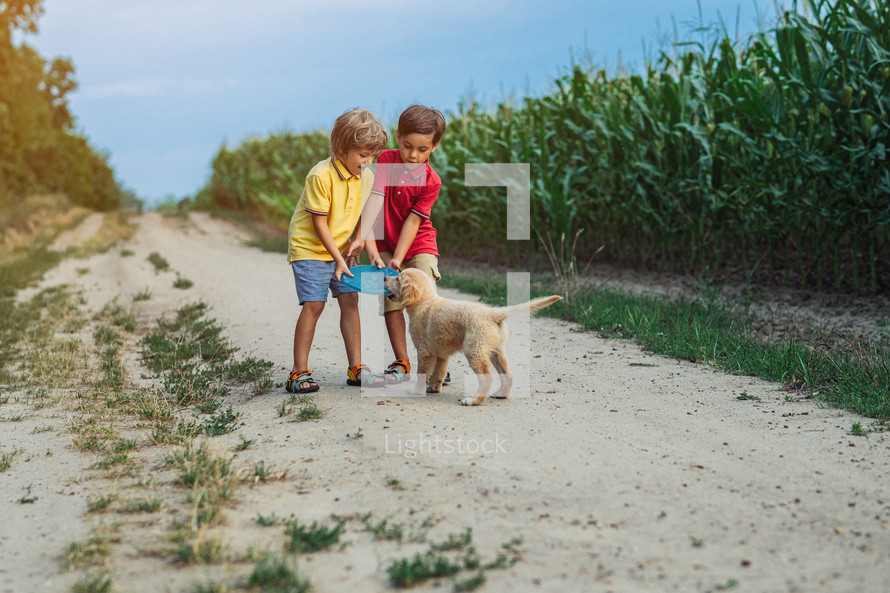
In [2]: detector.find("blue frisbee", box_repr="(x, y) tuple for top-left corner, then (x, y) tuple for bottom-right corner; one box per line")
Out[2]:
(340, 265), (399, 295)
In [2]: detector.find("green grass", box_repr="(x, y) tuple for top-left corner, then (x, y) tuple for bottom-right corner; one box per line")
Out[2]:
(17, 484), (38, 504)
(387, 552), (464, 587)
(385, 477), (404, 491)
(90, 453), (129, 470)
(283, 519), (348, 553)
(277, 394), (326, 421)
(386, 527), (520, 590)
(1, 282), (76, 375)
(430, 528), (473, 552)
(362, 515), (405, 543)
(192, 581), (227, 593)
(161, 366), (230, 406)
(87, 493), (119, 513)
(0, 246), (63, 299)
(0, 218), (282, 589)
(174, 405), (242, 438)
(120, 497), (162, 514)
(0, 448), (20, 472)
(234, 434), (255, 451)
(453, 571), (487, 592)
(255, 512), (282, 527)
(296, 402), (324, 421)
(125, 300), (272, 475)
(147, 252), (170, 273)
(138, 303), (274, 435)
(64, 535), (113, 570)
(173, 275), (193, 289)
(94, 301), (136, 332)
(251, 461), (273, 482)
(140, 301), (274, 408)
(442, 269), (890, 424)
(141, 301), (235, 372)
(132, 287), (152, 302)
(111, 438), (139, 453)
(71, 570), (113, 593)
(247, 553), (310, 593)
(223, 356), (276, 393)
(165, 440), (235, 527)
(173, 537), (227, 564)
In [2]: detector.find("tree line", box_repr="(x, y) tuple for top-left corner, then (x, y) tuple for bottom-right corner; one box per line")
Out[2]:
(0, 0), (122, 212)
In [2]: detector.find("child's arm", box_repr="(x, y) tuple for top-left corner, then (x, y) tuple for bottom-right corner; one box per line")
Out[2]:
(343, 219), (364, 267)
(388, 212), (423, 271)
(311, 213), (354, 282)
(363, 236), (384, 268)
(352, 190), (385, 267)
(356, 191), (384, 242)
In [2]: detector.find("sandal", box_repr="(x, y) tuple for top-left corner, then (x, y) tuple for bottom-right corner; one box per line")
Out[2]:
(382, 359), (411, 384)
(286, 369), (319, 394)
(347, 363), (385, 388)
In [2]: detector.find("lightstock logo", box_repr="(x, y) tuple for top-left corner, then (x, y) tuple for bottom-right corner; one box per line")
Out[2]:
(357, 162), (533, 398)
(384, 431), (508, 458)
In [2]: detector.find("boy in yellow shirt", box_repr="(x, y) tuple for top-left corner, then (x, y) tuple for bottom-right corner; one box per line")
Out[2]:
(285, 107), (388, 393)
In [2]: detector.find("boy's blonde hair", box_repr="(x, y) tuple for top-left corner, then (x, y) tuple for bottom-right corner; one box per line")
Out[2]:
(330, 108), (388, 160)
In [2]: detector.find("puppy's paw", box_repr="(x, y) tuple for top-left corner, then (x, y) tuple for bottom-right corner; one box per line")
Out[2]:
(460, 397), (482, 406)
(427, 383), (441, 393)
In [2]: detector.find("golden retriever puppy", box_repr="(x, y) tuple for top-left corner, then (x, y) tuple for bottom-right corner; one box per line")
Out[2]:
(383, 268), (561, 406)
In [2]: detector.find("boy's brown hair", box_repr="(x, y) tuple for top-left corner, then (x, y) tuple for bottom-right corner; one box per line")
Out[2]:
(330, 108), (388, 160)
(398, 104), (446, 145)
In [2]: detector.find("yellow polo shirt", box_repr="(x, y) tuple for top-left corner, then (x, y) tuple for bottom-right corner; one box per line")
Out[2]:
(287, 157), (374, 262)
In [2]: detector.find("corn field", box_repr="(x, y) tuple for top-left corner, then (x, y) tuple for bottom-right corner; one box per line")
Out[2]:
(195, 130), (330, 227)
(198, 0), (890, 294)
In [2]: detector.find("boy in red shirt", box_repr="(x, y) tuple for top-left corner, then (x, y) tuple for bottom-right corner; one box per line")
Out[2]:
(363, 105), (447, 384)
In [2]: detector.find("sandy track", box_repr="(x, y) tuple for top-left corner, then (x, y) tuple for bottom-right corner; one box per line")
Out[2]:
(2, 212), (888, 592)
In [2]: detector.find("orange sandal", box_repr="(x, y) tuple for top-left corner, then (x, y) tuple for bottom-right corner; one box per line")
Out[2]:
(347, 363), (385, 388)
(286, 369), (319, 394)
(382, 359), (411, 384)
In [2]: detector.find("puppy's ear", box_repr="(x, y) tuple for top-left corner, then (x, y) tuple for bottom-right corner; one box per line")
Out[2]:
(398, 275), (418, 306)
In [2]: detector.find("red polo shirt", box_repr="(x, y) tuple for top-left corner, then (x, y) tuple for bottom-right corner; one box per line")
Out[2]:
(370, 148), (441, 259)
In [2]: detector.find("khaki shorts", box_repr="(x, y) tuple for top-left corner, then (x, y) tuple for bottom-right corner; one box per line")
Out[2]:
(380, 252), (440, 313)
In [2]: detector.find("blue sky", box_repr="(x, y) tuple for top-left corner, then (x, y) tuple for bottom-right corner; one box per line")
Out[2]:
(19, 1), (781, 205)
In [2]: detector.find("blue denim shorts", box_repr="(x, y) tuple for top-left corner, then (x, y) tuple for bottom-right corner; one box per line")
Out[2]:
(291, 260), (355, 305)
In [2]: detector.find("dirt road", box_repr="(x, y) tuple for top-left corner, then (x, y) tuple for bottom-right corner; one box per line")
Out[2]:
(2, 212), (888, 592)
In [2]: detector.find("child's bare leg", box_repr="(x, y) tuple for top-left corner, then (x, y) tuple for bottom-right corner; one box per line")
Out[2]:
(337, 292), (360, 368)
(292, 301), (325, 373)
(340, 293), (384, 386)
(384, 309), (409, 362)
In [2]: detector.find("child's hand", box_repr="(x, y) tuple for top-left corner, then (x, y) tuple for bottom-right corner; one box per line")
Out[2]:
(344, 239), (364, 262)
(388, 258), (403, 272)
(334, 260), (354, 282)
(368, 255), (385, 268)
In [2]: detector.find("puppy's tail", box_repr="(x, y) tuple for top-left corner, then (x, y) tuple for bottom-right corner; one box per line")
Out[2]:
(501, 295), (562, 318)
